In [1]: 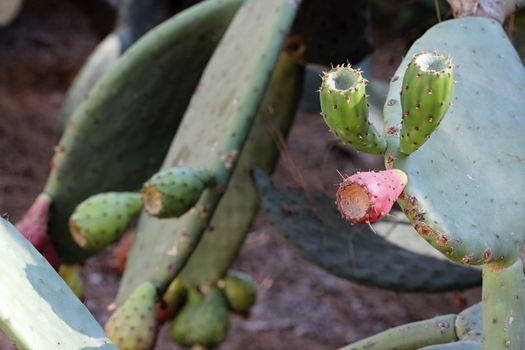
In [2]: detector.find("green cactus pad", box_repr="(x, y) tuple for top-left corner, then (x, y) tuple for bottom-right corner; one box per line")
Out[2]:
(223, 271), (257, 315)
(418, 342), (482, 350)
(384, 17), (525, 266)
(170, 286), (229, 348)
(399, 51), (454, 154)
(253, 169), (481, 292)
(44, 0), (243, 263)
(482, 260), (525, 349)
(178, 42), (304, 286)
(116, 0), (300, 303)
(0, 218), (116, 349)
(141, 167), (215, 218)
(320, 65), (386, 154)
(69, 192), (142, 250)
(105, 282), (157, 350)
(340, 314), (458, 350)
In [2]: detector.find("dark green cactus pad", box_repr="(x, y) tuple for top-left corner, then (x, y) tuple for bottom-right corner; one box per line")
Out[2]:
(141, 167), (214, 218)
(170, 286), (229, 348)
(399, 51), (454, 154)
(116, 0), (300, 304)
(178, 44), (304, 287)
(105, 282), (157, 350)
(69, 192), (141, 251)
(223, 270), (257, 315)
(384, 17), (525, 266)
(320, 65), (387, 155)
(253, 169), (481, 292)
(44, 0), (243, 263)
(59, 0), (178, 133)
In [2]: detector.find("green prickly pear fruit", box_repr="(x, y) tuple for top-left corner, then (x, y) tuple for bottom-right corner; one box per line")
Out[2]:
(319, 64), (386, 155)
(223, 271), (257, 317)
(170, 286), (229, 348)
(69, 192), (142, 250)
(59, 264), (85, 300)
(400, 51), (454, 154)
(156, 277), (186, 324)
(141, 167), (215, 218)
(105, 282), (158, 350)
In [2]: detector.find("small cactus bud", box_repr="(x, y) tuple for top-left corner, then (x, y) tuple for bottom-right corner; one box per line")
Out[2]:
(319, 64), (386, 155)
(224, 271), (257, 317)
(141, 167), (215, 218)
(69, 192), (142, 250)
(400, 51), (454, 154)
(336, 169), (408, 224)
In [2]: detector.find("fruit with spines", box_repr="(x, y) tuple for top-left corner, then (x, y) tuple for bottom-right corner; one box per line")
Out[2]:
(400, 51), (454, 154)
(223, 271), (257, 316)
(141, 167), (215, 218)
(170, 286), (229, 348)
(319, 64), (386, 155)
(105, 282), (158, 350)
(69, 192), (142, 250)
(336, 169), (408, 224)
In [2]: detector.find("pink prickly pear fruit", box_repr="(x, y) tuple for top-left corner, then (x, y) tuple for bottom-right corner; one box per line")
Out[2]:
(336, 169), (408, 224)
(16, 193), (61, 269)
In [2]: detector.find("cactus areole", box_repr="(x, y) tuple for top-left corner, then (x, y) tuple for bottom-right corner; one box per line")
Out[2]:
(336, 170), (407, 224)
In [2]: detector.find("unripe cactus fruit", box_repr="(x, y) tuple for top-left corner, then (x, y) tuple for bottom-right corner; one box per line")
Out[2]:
(141, 167), (215, 218)
(336, 170), (408, 224)
(223, 271), (257, 316)
(319, 64), (386, 155)
(170, 286), (229, 348)
(105, 282), (158, 350)
(69, 192), (142, 250)
(400, 51), (454, 154)
(15, 193), (61, 269)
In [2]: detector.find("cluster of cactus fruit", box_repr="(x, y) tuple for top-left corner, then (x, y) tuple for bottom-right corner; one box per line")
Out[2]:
(4, 0), (525, 349)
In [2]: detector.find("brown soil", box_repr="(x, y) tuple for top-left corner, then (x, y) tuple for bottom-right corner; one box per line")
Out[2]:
(0, 1), (481, 349)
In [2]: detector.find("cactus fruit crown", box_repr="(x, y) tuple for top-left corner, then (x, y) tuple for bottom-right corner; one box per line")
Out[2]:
(323, 64), (367, 92)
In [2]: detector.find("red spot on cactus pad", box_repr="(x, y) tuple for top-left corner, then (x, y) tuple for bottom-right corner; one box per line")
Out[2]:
(15, 193), (61, 270)
(336, 170), (408, 224)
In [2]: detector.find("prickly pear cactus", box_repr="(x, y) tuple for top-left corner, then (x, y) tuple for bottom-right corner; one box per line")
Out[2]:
(42, 0), (243, 263)
(0, 218), (116, 350)
(332, 14), (525, 350)
(116, 0), (301, 303)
